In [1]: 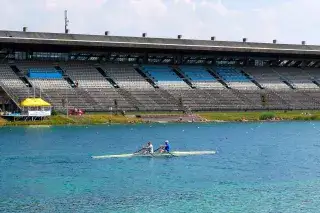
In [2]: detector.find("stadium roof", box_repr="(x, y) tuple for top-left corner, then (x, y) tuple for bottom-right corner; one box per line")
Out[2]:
(1, 30), (320, 57)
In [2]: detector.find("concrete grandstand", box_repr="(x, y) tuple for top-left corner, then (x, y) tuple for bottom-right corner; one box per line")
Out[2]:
(1, 30), (320, 113)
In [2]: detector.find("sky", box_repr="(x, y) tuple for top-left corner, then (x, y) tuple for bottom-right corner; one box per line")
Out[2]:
(1, 0), (319, 44)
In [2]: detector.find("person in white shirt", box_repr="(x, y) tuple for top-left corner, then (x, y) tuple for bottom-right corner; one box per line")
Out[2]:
(143, 142), (153, 154)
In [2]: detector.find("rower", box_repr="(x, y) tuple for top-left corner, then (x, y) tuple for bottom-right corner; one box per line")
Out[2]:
(159, 140), (170, 153)
(142, 142), (154, 154)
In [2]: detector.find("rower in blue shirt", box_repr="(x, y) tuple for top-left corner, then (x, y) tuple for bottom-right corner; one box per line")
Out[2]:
(159, 140), (170, 153)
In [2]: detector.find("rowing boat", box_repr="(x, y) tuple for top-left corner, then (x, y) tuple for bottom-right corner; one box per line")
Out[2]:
(92, 151), (216, 159)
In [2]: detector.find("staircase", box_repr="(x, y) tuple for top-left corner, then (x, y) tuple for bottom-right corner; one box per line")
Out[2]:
(240, 69), (264, 89)
(77, 88), (103, 111)
(10, 65), (32, 87)
(157, 88), (184, 111)
(55, 66), (76, 88)
(171, 66), (194, 88)
(117, 88), (141, 110)
(96, 67), (119, 88)
(231, 89), (256, 108)
(268, 90), (292, 109)
(301, 91), (320, 106)
(272, 68), (295, 89)
(310, 79), (320, 88)
(206, 67), (230, 89)
(0, 82), (22, 109)
(282, 79), (295, 89)
(134, 67), (158, 88)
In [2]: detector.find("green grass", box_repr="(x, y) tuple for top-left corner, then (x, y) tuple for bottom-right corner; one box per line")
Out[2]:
(2, 114), (142, 126)
(67, 114), (142, 124)
(0, 117), (7, 126)
(125, 111), (184, 115)
(86, 111), (184, 115)
(3, 110), (320, 127)
(198, 110), (320, 122)
(259, 112), (276, 120)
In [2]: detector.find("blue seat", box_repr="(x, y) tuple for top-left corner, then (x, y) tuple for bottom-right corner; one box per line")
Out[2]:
(215, 67), (250, 82)
(179, 66), (216, 82)
(28, 68), (63, 79)
(142, 66), (182, 82)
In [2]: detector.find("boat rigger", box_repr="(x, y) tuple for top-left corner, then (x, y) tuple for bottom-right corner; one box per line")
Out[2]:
(91, 151), (216, 159)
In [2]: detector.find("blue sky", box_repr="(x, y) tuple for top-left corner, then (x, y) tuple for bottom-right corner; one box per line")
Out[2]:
(1, 0), (318, 44)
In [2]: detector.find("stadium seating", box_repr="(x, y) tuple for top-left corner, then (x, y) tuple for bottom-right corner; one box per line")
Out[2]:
(166, 89), (248, 110)
(103, 64), (153, 89)
(2, 62), (320, 112)
(28, 69), (63, 79)
(244, 67), (290, 89)
(215, 67), (248, 82)
(101, 64), (181, 111)
(303, 68), (320, 86)
(17, 62), (71, 89)
(62, 63), (113, 88)
(178, 66), (225, 89)
(142, 65), (190, 89)
(0, 64), (34, 106)
(213, 67), (258, 90)
(0, 65), (27, 88)
(61, 63), (134, 111)
(273, 68), (318, 89)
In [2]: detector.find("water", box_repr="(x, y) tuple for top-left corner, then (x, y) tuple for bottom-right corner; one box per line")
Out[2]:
(1, 122), (320, 212)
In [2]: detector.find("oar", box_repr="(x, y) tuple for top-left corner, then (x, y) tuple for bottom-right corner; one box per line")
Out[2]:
(167, 152), (177, 157)
(149, 153), (155, 157)
(156, 149), (176, 157)
(134, 147), (145, 154)
(134, 142), (152, 154)
(154, 146), (176, 157)
(153, 147), (161, 153)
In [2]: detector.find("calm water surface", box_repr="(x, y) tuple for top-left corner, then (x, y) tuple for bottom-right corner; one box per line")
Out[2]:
(1, 122), (320, 213)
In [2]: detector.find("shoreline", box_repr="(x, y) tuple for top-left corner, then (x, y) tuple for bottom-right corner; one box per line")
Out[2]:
(1, 110), (320, 127)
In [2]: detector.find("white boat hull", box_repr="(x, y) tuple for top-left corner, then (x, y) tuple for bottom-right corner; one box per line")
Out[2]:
(92, 151), (216, 159)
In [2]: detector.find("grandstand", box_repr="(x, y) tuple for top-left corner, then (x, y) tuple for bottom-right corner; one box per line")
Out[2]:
(1, 30), (320, 112)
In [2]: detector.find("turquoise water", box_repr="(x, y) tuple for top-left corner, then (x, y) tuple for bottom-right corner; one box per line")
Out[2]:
(1, 122), (320, 212)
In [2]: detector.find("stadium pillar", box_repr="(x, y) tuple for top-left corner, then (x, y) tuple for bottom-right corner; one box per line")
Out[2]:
(174, 54), (182, 65)
(211, 58), (217, 66)
(26, 51), (32, 60)
(243, 57), (249, 66)
(299, 61), (307, 68)
(143, 53), (148, 64)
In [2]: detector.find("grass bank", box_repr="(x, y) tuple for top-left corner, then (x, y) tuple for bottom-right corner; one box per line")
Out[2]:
(0, 117), (7, 126)
(198, 111), (320, 122)
(1, 114), (142, 126)
(2, 111), (320, 127)
(87, 111), (184, 116)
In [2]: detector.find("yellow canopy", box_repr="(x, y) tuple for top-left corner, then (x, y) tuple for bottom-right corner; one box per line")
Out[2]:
(20, 98), (51, 107)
